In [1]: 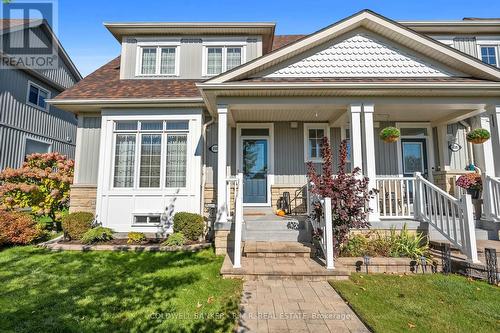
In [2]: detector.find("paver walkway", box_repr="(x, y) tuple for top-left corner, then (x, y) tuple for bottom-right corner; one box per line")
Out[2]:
(237, 280), (370, 333)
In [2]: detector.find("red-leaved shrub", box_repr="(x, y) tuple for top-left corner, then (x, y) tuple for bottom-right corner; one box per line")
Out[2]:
(0, 211), (46, 245)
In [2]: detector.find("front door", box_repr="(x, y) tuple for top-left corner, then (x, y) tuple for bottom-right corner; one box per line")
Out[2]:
(401, 138), (428, 178)
(242, 138), (268, 204)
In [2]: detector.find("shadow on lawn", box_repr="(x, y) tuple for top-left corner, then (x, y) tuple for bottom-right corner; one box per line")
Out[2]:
(0, 247), (240, 333)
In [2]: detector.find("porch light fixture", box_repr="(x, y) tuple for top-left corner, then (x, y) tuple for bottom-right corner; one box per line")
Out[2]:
(363, 255), (371, 274)
(290, 122), (298, 129)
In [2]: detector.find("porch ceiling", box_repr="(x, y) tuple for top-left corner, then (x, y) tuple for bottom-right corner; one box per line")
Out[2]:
(229, 102), (487, 124)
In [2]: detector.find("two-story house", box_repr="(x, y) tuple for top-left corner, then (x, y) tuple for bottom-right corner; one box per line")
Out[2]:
(50, 10), (500, 263)
(0, 19), (82, 169)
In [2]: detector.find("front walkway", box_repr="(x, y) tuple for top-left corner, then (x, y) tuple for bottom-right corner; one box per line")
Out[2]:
(238, 280), (369, 333)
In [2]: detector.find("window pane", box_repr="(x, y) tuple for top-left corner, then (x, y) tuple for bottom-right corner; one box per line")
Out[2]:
(166, 134), (187, 187)
(166, 121), (189, 130)
(149, 215), (161, 223)
(241, 128), (269, 136)
(139, 134), (162, 188)
(141, 48), (157, 74)
(38, 89), (47, 109)
(135, 216), (148, 224)
(28, 85), (39, 105)
(160, 47), (176, 74)
(114, 134), (136, 187)
(141, 121), (163, 131)
(226, 47), (242, 70)
(116, 121), (138, 131)
(481, 47), (497, 66)
(308, 128), (325, 159)
(207, 47), (223, 75)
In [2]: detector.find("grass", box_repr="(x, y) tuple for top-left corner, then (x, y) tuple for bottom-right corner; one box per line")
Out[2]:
(0, 246), (242, 333)
(331, 273), (500, 333)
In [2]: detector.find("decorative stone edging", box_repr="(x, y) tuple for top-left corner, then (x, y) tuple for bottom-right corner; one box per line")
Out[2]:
(336, 257), (437, 274)
(39, 241), (212, 252)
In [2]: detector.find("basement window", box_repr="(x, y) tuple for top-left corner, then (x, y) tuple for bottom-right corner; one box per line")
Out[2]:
(133, 214), (161, 225)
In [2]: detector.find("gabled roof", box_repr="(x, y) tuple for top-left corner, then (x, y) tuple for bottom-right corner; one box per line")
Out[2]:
(202, 10), (500, 84)
(0, 19), (82, 82)
(272, 35), (306, 50)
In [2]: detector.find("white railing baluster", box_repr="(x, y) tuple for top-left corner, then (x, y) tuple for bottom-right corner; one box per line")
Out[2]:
(232, 172), (244, 268)
(484, 175), (500, 221)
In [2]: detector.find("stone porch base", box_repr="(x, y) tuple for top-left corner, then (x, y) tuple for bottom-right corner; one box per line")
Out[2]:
(69, 184), (97, 213)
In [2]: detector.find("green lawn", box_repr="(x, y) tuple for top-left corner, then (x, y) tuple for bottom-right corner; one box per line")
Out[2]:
(0, 246), (242, 333)
(331, 273), (500, 333)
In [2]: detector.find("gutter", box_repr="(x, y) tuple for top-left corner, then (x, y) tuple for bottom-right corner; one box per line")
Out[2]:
(200, 118), (215, 214)
(47, 97), (205, 105)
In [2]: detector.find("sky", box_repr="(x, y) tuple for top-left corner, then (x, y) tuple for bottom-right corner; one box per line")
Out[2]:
(21, 0), (500, 76)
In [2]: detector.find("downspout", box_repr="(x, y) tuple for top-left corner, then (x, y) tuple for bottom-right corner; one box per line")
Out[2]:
(459, 120), (474, 166)
(200, 118), (215, 214)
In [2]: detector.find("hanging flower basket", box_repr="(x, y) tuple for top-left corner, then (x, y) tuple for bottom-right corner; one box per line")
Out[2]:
(379, 127), (400, 143)
(466, 128), (490, 144)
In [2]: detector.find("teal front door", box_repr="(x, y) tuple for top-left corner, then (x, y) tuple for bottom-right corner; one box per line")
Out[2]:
(242, 138), (268, 204)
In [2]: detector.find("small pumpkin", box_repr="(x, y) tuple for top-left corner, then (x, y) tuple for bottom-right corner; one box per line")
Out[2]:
(466, 128), (490, 144)
(276, 209), (286, 217)
(379, 127), (400, 143)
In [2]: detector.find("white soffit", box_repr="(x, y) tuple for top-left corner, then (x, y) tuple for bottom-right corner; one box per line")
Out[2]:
(264, 33), (453, 77)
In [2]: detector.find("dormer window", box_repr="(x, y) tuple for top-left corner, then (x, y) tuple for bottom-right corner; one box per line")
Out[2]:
(203, 44), (245, 76)
(137, 44), (179, 76)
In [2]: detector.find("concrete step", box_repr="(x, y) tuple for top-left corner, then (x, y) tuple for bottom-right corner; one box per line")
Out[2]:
(245, 219), (307, 231)
(428, 226), (490, 242)
(244, 229), (311, 242)
(220, 255), (350, 281)
(244, 241), (313, 258)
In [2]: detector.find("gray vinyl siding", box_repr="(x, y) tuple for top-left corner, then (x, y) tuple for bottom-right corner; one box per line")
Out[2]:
(374, 122), (399, 175)
(0, 65), (77, 170)
(448, 122), (470, 170)
(274, 122), (307, 185)
(75, 117), (101, 184)
(121, 36), (262, 79)
(453, 37), (478, 58)
(5, 25), (79, 88)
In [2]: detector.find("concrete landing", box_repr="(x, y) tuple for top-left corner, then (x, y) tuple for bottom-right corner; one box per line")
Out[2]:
(244, 241), (313, 258)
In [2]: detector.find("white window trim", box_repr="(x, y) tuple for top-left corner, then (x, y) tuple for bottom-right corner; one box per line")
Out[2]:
(110, 120), (190, 192)
(135, 44), (181, 77)
(304, 123), (330, 163)
(132, 212), (163, 227)
(394, 122), (435, 182)
(22, 136), (52, 162)
(477, 44), (499, 68)
(26, 80), (50, 111)
(202, 44), (246, 77)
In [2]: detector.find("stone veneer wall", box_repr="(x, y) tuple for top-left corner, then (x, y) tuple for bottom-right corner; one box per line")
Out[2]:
(271, 185), (307, 214)
(432, 170), (474, 195)
(69, 185), (97, 213)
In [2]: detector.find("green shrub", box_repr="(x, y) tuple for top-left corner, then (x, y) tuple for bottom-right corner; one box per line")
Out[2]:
(340, 225), (429, 259)
(127, 232), (147, 244)
(163, 232), (186, 246)
(81, 227), (113, 244)
(0, 211), (47, 245)
(173, 212), (204, 241)
(61, 212), (94, 240)
(379, 127), (400, 142)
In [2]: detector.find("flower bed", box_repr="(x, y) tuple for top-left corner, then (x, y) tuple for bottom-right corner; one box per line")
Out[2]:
(336, 257), (437, 274)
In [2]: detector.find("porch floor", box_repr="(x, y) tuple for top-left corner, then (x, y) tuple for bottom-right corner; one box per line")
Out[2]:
(243, 207), (307, 222)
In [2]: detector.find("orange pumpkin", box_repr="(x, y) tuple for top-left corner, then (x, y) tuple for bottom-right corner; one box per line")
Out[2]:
(276, 209), (286, 217)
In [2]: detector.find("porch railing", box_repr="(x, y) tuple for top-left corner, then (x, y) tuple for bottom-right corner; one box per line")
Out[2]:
(414, 172), (479, 263)
(227, 173), (244, 268)
(310, 197), (335, 270)
(376, 176), (415, 218)
(483, 175), (500, 221)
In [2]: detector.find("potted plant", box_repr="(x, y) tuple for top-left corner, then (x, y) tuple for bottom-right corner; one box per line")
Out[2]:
(379, 127), (400, 143)
(456, 173), (482, 199)
(466, 128), (490, 144)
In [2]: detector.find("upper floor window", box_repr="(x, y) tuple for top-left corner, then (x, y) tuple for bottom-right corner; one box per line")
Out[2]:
(480, 46), (497, 67)
(138, 46), (179, 76)
(27, 82), (50, 111)
(204, 46), (244, 76)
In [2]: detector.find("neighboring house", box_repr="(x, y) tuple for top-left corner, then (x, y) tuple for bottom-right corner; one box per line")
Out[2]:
(0, 19), (82, 170)
(50, 10), (500, 260)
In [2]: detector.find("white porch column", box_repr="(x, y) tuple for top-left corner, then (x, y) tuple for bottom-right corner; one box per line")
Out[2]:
(474, 114), (495, 175)
(437, 125), (450, 171)
(217, 104), (228, 223)
(487, 105), (500, 177)
(362, 104), (380, 222)
(349, 104), (363, 173)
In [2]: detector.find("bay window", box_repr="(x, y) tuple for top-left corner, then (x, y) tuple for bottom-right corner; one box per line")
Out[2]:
(139, 45), (179, 76)
(112, 120), (189, 189)
(204, 45), (244, 76)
